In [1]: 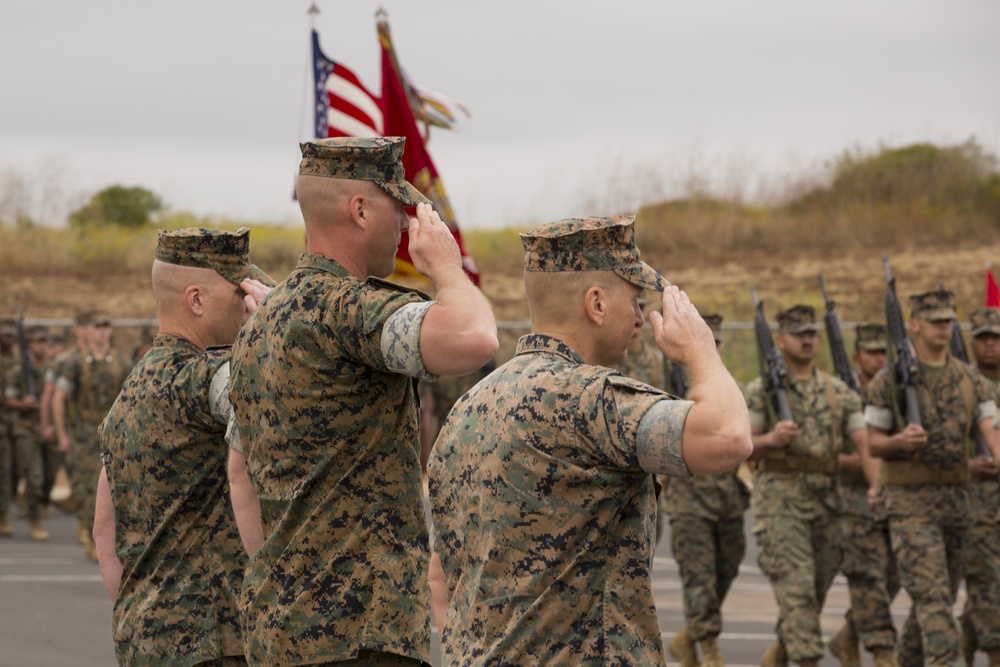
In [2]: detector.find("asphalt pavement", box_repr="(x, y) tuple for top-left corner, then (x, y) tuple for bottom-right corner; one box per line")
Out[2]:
(0, 510), (984, 667)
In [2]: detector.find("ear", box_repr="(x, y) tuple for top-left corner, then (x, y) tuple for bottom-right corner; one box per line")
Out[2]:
(909, 318), (919, 335)
(185, 285), (205, 317)
(348, 192), (368, 230)
(775, 332), (788, 352)
(583, 285), (607, 326)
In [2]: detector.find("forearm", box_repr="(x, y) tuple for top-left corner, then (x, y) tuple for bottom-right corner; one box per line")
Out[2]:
(677, 358), (752, 474)
(228, 450), (265, 555)
(53, 391), (69, 439)
(867, 427), (897, 458)
(40, 383), (54, 430)
(94, 468), (122, 600)
(429, 550), (449, 633)
(979, 419), (999, 459)
(420, 269), (499, 376)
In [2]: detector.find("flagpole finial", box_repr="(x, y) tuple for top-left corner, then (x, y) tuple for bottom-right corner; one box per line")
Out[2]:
(375, 7), (388, 22)
(307, 3), (320, 16)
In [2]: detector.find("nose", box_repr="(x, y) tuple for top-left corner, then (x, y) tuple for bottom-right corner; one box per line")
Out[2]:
(400, 210), (411, 232)
(634, 304), (645, 329)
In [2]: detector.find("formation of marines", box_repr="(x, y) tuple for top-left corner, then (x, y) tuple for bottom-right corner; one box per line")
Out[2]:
(4, 135), (999, 667)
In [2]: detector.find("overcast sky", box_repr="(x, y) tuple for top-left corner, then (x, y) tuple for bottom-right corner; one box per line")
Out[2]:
(1, 1), (998, 229)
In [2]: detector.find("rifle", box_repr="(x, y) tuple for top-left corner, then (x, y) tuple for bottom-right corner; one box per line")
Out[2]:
(939, 280), (992, 458)
(751, 286), (793, 423)
(15, 302), (36, 398)
(882, 257), (921, 428)
(818, 274), (861, 394)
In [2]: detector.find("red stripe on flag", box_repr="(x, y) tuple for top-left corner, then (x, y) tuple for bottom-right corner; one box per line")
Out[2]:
(987, 267), (999, 307)
(326, 92), (380, 133)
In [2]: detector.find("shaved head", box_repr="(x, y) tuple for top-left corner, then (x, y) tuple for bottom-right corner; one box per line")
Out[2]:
(152, 260), (229, 315)
(524, 270), (628, 327)
(297, 174), (380, 231)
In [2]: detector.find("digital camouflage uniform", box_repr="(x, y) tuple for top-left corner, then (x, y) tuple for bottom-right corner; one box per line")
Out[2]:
(961, 307), (1000, 662)
(661, 314), (748, 658)
(615, 337), (665, 391)
(231, 254), (433, 666)
(865, 294), (997, 667)
(98, 226), (272, 667)
(4, 342), (54, 524)
(101, 336), (247, 666)
(45, 345), (82, 512)
(835, 324), (899, 659)
(747, 305), (865, 665)
(429, 216), (687, 667)
(229, 137), (433, 667)
(56, 342), (131, 537)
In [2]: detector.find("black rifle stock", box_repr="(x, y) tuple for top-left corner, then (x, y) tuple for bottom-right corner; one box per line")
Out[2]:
(882, 257), (921, 428)
(15, 302), (36, 398)
(751, 286), (793, 423)
(818, 274), (862, 394)
(939, 280), (991, 458)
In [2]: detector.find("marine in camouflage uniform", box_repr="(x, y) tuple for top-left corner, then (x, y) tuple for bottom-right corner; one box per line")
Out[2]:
(229, 137), (498, 667)
(0, 319), (18, 537)
(866, 291), (997, 667)
(429, 216), (752, 667)
(960, 307), (1000, 667)
(746, 305), (866, 667)
(54, 313), (132, 559)
(96, 227), (272, 667)
(829, 323), (900, 667)
(663, 314), (749, 667)
(3, 328), (55, 540)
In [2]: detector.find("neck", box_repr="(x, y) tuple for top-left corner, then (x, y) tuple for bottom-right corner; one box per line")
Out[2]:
(533, 326), (599, 365)
(157, 316), (208, 352)
(978, 364), (1000, 381)
(89, 341), (110, 356)
(307, 231), (367, 280)
(915, 339), (948, 366)
(785, 357), (814, 380)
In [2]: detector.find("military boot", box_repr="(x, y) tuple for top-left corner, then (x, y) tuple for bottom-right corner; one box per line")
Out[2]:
(701, 636), (725, 667)
(0, 514), (12, 537)
(669, 628), (699, 667)
(872, 648), (898, 667)
(84, 537), (98, 562)
(829, 622), (861, 667)
(988, 649), (1000, 667)
(28, 518), (49, 541)
(76, 519), (88, 545)
(761, 642), (788, 667)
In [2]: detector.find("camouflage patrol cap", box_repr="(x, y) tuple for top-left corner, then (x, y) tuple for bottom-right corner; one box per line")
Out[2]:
(92, 313), (113, 327)
(27, 328), (48, 343)
(970, 307), (1000, 337)
(298, 136), (430, 207)
(702, 313), (724, 342)
(777, 305), (821, 334)
(854, 322), (887, 351)
(156, 227), (275, 288)
(520, 216), (667, 291)
(0, 319), (17, 337)
(909, 290), (956, 321)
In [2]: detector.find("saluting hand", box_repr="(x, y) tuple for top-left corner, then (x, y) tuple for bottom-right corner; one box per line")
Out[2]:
(407, 203), (463, 283)
(649, 286), (717, 369)
(240, 279), (273, 314)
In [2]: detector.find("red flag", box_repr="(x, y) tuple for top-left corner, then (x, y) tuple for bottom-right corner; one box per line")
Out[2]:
(987, 264), (999, 307)
(377, 19), (481, 287)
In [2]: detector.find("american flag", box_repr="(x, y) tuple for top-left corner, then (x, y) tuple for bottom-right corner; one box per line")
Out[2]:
(312, 30), (382, 138)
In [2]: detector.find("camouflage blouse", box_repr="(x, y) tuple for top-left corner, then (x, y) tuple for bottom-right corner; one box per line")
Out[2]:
(865, 356), (996, 521)
(429, 334), (691, 667)
(100, 334), (245, 666)
(746, 370), (864, 520)
(229, 253), (434, 666)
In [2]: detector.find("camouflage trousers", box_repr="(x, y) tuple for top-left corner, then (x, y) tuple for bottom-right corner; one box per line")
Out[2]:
(754, 511), (842, 662)
(960, 520), (1000, 652)
(11, 424), (60, 522)
(670, 514), (746, 641)
(839, 513), (900, 651)
(890, 515), (966, 667)
(69, 430), (102, 533)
